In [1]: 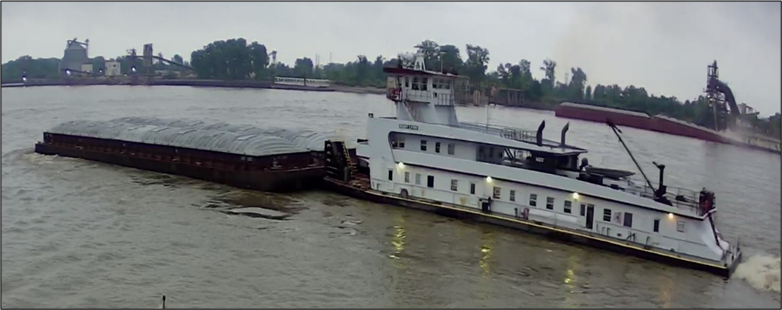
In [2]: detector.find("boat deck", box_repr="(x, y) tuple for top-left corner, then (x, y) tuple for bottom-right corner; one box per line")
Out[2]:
(324, 176), (741, 278)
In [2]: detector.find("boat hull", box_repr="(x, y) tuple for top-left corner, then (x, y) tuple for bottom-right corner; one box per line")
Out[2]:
(323, 177), (742, 278)
(34, 140), (324, 193)
(555, 103), (726, 142)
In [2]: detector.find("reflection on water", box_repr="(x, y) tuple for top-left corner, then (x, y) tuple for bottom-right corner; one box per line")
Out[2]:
(563, 254), (579, 307)
(658, 273), (674, 308)
(389, 212), (406, 267)
(476, 230), (496, 301)
(479, 231), (495, 277)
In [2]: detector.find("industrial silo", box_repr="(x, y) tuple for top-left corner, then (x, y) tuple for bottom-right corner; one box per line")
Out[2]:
(59, 38), (89, 75)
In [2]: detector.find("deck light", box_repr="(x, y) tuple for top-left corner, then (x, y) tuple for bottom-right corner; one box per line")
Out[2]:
(397, 162), (404, 168)
(668, 213), (674, 219)
(486, 176), (492, 182)
(572, 192), (580, 200)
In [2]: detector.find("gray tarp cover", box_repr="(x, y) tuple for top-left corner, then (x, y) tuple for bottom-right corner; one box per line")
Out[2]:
(48, 117), (354, 157)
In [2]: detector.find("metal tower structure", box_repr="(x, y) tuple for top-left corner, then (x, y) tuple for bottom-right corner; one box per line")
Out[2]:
(706, 60), (727, 131)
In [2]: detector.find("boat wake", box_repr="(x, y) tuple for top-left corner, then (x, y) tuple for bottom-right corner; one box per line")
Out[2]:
(734, 254), (781, 293)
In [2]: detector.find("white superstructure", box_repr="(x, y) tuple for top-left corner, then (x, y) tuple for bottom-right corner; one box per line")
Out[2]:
(355, 54), (741, 268)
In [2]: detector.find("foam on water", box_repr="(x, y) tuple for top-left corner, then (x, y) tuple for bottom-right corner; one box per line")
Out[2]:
(734, 254), (781, 293)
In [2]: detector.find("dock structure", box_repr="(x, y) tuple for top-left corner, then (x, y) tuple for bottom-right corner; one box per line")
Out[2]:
(34, 117), (356, 192)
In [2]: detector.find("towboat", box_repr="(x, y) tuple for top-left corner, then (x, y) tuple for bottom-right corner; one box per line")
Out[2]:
(323, 53), (743, 278)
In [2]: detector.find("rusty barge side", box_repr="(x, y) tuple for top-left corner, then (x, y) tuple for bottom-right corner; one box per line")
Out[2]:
(35, 132), (326, 192)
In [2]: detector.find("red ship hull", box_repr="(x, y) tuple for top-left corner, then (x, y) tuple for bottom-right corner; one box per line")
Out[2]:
(555, 102), (728, 143)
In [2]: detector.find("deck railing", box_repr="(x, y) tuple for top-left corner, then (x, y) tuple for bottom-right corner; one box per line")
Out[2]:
(624, 181), (710, 216)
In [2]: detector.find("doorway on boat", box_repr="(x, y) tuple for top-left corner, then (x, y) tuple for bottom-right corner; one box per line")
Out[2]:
(585, 205), (595, 229)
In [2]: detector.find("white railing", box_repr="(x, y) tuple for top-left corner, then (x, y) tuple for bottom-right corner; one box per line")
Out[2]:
(409, 92), (455, 106)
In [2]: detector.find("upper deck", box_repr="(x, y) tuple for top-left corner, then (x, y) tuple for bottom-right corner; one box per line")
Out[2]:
(374, 116), (587, 156)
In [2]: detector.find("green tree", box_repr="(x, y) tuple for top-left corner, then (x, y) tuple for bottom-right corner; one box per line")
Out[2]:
(293, 57), (314, 78)
(463, 44), (490, 85)
(414, 40), (440, 71)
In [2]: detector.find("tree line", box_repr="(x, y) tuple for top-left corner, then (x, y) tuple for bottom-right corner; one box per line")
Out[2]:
(2, 38), (779, 138)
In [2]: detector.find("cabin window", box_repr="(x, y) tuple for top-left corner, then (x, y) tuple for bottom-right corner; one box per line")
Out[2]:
(510, 190), (516, 202)
(529, 194), (537, 207)
(493, 186), (501, 199)
(435, 142), (441, 153)
(450, 179), (458, 191)
(420, 140), (428, 151)
(444, 80), (451, 89)
(415, 173), (421, 185)
(398, 136), (406, 148)
(432, 79), (439, 89)
(412, 77), (420, 90)
(546, 197), (554, 210)
(623, 212), (633, 228)
(421, 78), (428, 91)
(388, 169), (393, 181)
(676, 221), (685, 232)
(405, 77), (409, 88)
(580, 204), (586, 216)
(653, 219), (660, 232)
(427, 175), (435, 188)
(447, 143), (455, 155)
(404, 172), (410, 183)
(564, 200), (572, 214)
(603, 209), (612, 222)
(470, 182), (476, 195)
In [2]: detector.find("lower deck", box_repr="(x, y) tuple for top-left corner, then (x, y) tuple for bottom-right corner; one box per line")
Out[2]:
(323, 175), (741, 278)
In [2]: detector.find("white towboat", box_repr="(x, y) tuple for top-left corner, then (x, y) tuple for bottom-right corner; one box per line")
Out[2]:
(322, 53), (742, 278)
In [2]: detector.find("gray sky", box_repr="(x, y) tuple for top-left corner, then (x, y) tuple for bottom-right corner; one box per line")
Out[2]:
(2, 2), (780, 115)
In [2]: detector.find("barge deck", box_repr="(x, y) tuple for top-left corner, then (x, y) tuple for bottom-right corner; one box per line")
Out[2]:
(34, 117), (356, 192)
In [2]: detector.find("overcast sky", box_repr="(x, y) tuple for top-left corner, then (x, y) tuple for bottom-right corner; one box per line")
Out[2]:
(2, 2), (780, 115)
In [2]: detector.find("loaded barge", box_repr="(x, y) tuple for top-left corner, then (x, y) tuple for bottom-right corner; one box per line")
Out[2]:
(34, 54), (742, 279)
(35, 117), (355, 192)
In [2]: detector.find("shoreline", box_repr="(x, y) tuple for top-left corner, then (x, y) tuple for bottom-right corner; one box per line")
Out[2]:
(1, 78), (389, 95)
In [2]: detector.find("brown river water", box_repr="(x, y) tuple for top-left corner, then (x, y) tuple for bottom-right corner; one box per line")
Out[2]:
(2, 86), (780, 308)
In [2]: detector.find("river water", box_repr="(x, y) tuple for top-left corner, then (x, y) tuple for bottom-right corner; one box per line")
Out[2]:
(2, 86), (780, 308)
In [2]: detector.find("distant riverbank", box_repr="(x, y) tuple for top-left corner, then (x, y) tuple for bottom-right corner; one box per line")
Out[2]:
(1, 78), (388, 95)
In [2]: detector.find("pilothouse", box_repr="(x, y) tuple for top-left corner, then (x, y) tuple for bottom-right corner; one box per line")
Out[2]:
(324, 53), (742, 277)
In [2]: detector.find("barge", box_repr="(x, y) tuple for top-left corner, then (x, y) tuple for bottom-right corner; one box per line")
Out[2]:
(322, 53), (742, 278)
(34, 118), (355, 192)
